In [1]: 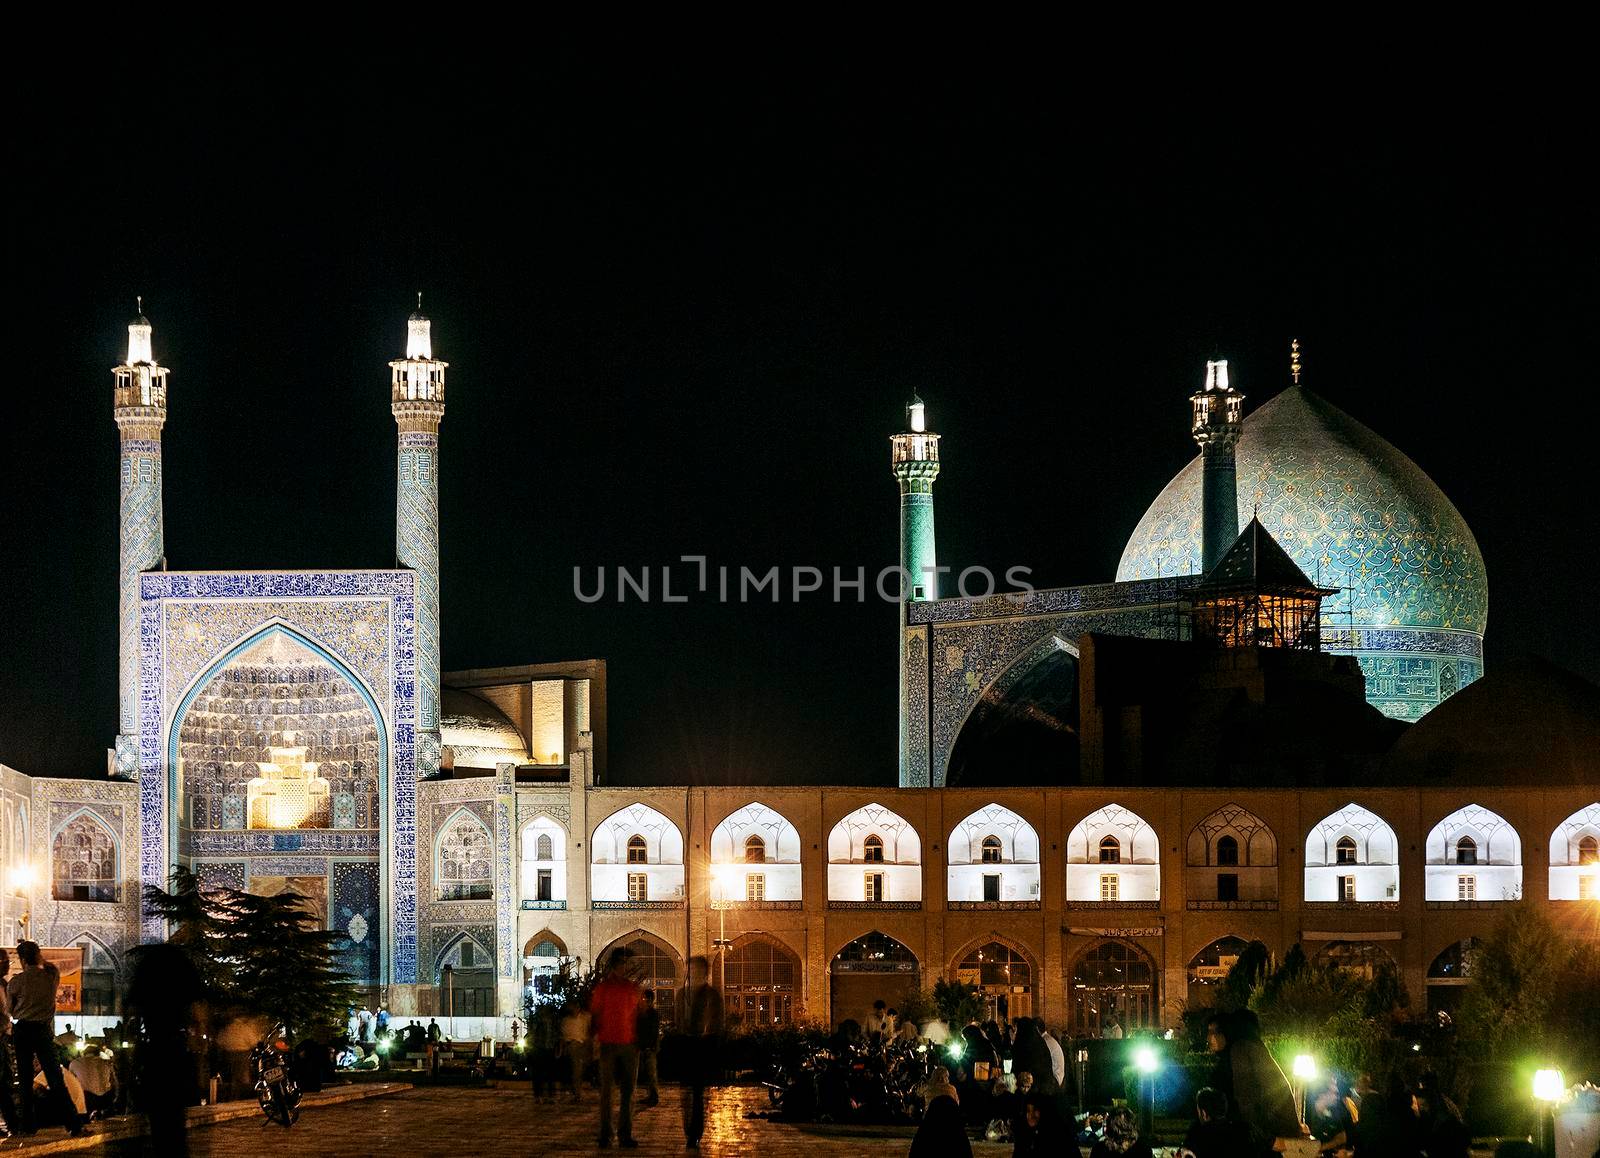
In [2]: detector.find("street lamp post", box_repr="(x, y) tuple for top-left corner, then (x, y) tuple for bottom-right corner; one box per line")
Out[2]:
(7, 864), (36, 942)
(1134, 1045), (1159, 1139)
(1293, 1055), (1318, 1130)
(1533, 1068), (1563, 1158)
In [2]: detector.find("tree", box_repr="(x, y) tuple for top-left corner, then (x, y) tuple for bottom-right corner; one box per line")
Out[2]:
(1455, 904), (1592, 1069)
(140, 866), (355, 1042)
(931, 978), (983, 1027)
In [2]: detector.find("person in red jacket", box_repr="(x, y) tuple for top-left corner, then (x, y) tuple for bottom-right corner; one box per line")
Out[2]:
(588, 948), (643, 1149)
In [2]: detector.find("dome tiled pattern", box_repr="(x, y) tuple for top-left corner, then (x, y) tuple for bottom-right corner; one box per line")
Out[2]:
(1118, 387), (1487, 720)
(175, 634), (381, 830)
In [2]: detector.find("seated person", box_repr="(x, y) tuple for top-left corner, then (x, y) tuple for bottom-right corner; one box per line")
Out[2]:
(33, 1058), (89, 1126)
(68, 1048), (117, 1119)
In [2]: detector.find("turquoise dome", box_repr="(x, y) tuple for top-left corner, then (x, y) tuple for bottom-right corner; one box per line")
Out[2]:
(1117, 386), (1487, 720)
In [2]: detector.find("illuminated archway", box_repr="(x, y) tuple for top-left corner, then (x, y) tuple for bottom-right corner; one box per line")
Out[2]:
(1066, 805), (1159, 902)
(591, 803), (685, 904)
(1185, 804), (1277, 905)
(947, 803), (1041, 905)
(830, 931), (919, 1028)
(1424, 805), (1521, 902)
(710, 803), (802, 903)
(1069, 939), (1156, 1036)
(520, 814), (567, 904)
(827, 803), (922, 903)
(1549, 803), (1600, 900)
(723, 933), (801, 1027)
(1305, 803), (1399, 902)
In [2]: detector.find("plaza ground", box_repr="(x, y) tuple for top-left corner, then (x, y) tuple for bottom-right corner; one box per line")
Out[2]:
(5, 1083), (1511, 1157)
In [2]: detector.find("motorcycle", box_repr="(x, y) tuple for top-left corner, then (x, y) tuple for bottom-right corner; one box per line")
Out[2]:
(250, 1028), (302, 1127)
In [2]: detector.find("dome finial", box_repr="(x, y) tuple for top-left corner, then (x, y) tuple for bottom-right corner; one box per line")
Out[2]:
(1290, 338), (1302, 386)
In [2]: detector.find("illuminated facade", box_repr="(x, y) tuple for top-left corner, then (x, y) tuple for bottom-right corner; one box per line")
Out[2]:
(0, 315), (1590, 1041)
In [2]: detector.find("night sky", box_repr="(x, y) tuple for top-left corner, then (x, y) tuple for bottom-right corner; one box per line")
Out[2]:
(4, 66), (1593, 786)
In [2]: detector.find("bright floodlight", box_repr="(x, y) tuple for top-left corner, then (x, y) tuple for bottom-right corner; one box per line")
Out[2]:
(946, 1039), (964, 1061)
(1134, 1046), (1159, 1074)
(1533, 1069), (1564, 1103)
(1293, 1055), (1318, 1081)
(7, 864), (35, 892)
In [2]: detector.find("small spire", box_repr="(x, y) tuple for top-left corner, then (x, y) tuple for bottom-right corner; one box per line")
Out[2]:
(1290, 338), (1302, 386)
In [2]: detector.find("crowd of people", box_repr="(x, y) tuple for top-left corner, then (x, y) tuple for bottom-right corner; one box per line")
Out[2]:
(901, 1003), (1515, 1158)
(520, 948), (723, 1149)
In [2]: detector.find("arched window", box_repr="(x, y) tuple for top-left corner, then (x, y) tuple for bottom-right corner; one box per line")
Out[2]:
(1581, 835), (1600, 866)
(1335, 836), (1358, 865)
(1455, 836), (1478, 866)
(1099, 836), (1121, 864)
(536, 833), (554, 861)
(724, 937), (799, 1026)
(626, 834), (648, 864)
(1071, 941), (1155, 1035)
(744, 835), (767, 863)
(959, 941), (1032, 1021)
(52, 814), (118, 903)
(980, 835), (1002, 864)
(437, 812), (493, 901)
(1216, 835), (1239, 866)
(863, 834), (885, 863)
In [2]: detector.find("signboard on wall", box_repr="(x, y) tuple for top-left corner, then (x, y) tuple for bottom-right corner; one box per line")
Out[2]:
(0, 946), (85, 1014)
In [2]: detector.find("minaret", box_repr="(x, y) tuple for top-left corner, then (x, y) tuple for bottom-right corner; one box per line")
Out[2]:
(113, 300), (169, 774)
(391, 296), (447, 773)
(1190, 358), (1245, 573)
(891, 394), (941, 783)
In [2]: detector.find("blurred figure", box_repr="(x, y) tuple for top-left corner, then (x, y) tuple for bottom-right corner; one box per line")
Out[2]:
(126, 943), (204, 1157)
(9, 940), (86, 1138)
(0, 948), (21, 1138)
(635, 988), (661, 1108)
(559, 1003), (590, 1102)
(588, 947), (641, 1148)
(678, 954), (724, 1151)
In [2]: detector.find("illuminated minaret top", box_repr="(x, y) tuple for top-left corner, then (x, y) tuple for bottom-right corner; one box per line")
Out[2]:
(391, 296), (447, 767)
(112, 299), (170, 767)
(892, 393), (942, 787)
(1189, 358), (1245, 574)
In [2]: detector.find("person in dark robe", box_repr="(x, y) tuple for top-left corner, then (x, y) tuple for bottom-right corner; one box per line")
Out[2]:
(910, 1091), (974, 1158)
(1205, 1010), (1301, 1157)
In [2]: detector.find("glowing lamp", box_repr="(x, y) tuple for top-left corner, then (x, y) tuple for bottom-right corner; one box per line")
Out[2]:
(946, 1039), (965, 1061)
(7, 864), (36, 893)
(1533, 1069), (1564, 1103)
(1133, 1046), (1159, 1074)
(1293, 1055), (1317, 1081)
(376, 1040), (388, 1054)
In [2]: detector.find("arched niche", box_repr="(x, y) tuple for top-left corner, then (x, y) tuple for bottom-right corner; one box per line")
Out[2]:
(1424, 804), (1522, 902)
(1185, 804), (1277, 905)
(1304, 803), (1399, 903)
(519, 814), (567, 904)
(710, 802), (803, 903)
(826, 803), (922, 903)
(591, 803), (685, 904)
(946, 803), (1041, 905)
(1065, 804), (1159, 902)
(1549, 802), (1600, 900)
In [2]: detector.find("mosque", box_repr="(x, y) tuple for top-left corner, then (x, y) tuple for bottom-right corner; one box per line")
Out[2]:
(0, 308), (1594, 1038)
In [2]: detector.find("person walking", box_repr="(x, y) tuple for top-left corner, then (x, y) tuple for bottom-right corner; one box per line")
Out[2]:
(0, 949), (21, 1138)
(560, 1002), (591, 1102)
(635, 989), (661, 1108)
(678, 954), (724, 1150)
(8, 941), (86, 1138)
(589, 948), (642, 1149)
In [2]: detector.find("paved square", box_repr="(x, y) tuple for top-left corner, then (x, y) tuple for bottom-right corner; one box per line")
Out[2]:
(108, 1085), (940, 1157)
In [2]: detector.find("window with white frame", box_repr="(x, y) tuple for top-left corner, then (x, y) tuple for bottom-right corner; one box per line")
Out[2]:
(1457, 875), (1476, 900)
(1100, 874), (1118, 901)
(627, 872), (648, 901)
(865, 872), (885, 901)
(747, 873), (765, 901)
(1579, 874), (1596, 900)
(1339, 874), (1356, 901)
